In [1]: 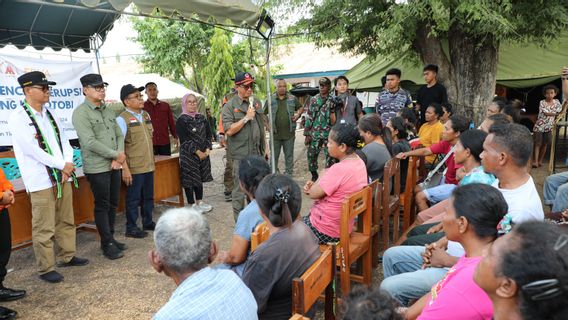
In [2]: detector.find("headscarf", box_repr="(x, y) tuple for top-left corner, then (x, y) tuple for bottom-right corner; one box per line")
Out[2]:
(181, 93), (199, 117)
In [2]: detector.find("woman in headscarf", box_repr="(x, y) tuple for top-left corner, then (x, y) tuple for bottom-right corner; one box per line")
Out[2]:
(176, 93), (213, 213)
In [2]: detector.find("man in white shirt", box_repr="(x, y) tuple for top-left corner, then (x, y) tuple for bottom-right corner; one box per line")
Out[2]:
(8, 71), (88, 284)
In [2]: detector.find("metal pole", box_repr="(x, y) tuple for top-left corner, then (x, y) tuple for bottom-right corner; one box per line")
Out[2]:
(265, 36), (276, 173)
(94, 37), (101, 74)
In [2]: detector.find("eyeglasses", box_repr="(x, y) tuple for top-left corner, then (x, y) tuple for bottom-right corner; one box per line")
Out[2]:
(239, 84), (254, 90)
(30, 85), (52, 92)
(88, 84), (107, 92)
(126, 94), (144, 100)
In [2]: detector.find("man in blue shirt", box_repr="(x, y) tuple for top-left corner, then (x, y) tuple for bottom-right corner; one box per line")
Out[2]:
(149, 207), (258, 320)
(375, 68), (413, 125)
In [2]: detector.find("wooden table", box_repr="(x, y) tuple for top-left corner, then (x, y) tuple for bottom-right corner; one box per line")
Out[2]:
(8, 155), (183, 249)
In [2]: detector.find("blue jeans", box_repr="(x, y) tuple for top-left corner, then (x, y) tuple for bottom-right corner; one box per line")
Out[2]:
(125, 171), (155, 232)
(543, 171), (568, 212)
(380, 245), (448, 306)
(423, 183), (457, 204)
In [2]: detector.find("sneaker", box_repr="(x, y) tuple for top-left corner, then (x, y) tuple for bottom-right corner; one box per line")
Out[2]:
(224, 191), (232, 202)
(102, 243), (124, 260)
(39, 271), (64, 283)
(143, 222), (156, 231)
(113, 239), (128, 251)
(57, 256), (89, 267)
(191, 204), (205, 214)
(125, 229), (148, 239)
(197, 201), (213, 212)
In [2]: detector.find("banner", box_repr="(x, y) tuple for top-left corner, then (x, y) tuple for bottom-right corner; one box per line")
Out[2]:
(0, 55), (94, 146)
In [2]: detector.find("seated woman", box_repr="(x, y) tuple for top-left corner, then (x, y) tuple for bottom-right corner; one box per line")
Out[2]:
(474, 221), (568, 320)
(341, 286), (403, 320)
(411, 103), (444, 164)
(397, 129), (496, 246)
(440, 103), (453, 124)
(388, 117), (411, 190)
(215, 155), (270, 276)
(242, 174), (320, 320)
(358, 113), (393, 181)
(302, 123), (368, 244)
(404, 183), (508, 320)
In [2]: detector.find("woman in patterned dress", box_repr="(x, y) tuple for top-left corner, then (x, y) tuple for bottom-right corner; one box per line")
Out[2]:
(176, 93), (213, 213)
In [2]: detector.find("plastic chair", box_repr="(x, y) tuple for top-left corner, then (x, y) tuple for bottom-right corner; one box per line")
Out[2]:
(0, 158), (21, 180)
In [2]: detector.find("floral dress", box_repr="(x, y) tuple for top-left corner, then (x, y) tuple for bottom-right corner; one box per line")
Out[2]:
(533, 99), (562, 133)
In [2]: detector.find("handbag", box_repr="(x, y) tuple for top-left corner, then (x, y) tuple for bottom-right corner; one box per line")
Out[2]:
(419, 146), (455, 190)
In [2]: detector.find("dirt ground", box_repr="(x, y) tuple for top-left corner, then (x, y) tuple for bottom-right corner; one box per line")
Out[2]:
(2, 130), (552, 319)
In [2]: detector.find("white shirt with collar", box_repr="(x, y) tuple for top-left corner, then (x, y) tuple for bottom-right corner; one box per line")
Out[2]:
(8, 103), (74, 193)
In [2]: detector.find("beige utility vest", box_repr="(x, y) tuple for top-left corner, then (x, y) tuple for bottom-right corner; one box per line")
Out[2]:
(119, 110), (155, 174)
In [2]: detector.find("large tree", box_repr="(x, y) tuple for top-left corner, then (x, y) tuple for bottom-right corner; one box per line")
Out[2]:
(131, 17), (214, 93)
(296, 1), (568, 124)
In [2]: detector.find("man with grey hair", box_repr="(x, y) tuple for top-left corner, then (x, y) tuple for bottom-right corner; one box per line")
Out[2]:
(149, 208), (258, 320)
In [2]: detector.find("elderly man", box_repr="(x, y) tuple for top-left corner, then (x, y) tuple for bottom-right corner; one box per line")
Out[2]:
(149, 207), (258, 319)
(222, 72), (266, 221)
(265, 79), (303, 175)
(9, 71), (88, 283)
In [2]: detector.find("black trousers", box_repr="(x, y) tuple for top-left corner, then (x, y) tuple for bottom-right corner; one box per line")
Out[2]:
(0, 208), (11, 284)
(153, 144), (171, 156)
(86, 170), (121, 245)
(184, 186), (203, 205)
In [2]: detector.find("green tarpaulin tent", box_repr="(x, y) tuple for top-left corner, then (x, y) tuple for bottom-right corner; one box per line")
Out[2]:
(346, 34), (568, 91)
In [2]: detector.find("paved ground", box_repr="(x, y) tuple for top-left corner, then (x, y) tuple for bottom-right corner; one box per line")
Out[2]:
(2, 130), (552, 319)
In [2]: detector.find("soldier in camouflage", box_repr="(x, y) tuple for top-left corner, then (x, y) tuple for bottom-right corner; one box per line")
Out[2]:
(303, 77), (337, 182)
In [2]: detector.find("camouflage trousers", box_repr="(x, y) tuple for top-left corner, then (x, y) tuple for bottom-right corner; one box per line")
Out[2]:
(307, 138), (335, 173)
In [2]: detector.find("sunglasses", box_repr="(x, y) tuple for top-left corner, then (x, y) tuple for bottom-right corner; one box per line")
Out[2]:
(30, 85), (52, 92)
(239, 84), (255, 90)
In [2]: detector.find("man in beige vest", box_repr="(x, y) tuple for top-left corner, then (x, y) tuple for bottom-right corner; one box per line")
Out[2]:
(116, 84), (156, 239)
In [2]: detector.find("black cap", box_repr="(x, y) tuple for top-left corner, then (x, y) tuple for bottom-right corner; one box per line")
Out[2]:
(18, 71), (56, 87)
(80, 73), (108, 87)
(120, 84), (144, 103)
(234, 72), (255, 85)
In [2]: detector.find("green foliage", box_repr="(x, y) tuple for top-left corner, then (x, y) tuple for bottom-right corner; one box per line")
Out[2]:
(130, 17), (214, 93)
(202, 28), (236, 117)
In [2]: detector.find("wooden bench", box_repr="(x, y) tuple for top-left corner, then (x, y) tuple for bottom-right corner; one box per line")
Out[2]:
(291, 245), (336, 320)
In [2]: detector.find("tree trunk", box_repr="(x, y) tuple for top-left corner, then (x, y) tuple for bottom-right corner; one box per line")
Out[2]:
(448, 25), (499, 126)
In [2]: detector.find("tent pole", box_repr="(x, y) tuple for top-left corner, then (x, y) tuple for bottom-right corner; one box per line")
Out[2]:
(93, 35), (101, 74)
(265, 36), (276, 173)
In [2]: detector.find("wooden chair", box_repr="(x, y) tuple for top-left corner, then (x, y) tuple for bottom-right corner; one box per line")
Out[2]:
(336, 186), (373, 294)
(399, 156), (420, 232)
(368, 179), (381, 268)
(291, 245), (337, 320)
(250, 221), (270, 252)
(380, 158), (401, 252)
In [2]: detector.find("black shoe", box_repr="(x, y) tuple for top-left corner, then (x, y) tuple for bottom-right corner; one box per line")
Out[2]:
(113, 239), (128, 251)
(0, 286), (26, 302)
(143, 222), (156, 231)
(224, 191), (232, 202)
(311, 171), (319, 182)
(39, 271), (64, 283)
(57, 256), (89, 267)
(125, 229), (148, 239)
(102, 243), (124, 260)
(0, 306), (17, 319)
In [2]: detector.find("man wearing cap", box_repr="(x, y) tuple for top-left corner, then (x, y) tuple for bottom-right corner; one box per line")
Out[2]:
(264, 79), (303, 175)
(143, 82), (178, 156)
(304, 77), (337, 182)
(116, 84), (156, 238)
(9, 71), (88, 283)
(72, 73), (127, 260)
(221, 72), (266, 221)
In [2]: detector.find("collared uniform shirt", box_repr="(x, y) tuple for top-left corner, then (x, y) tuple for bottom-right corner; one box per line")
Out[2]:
(303, 93), (335, 140)
(153, 267), (258, 320)
(9, 103), (73, 193)
(116, 109), (147, 139)
(72, 99), (124, 174)
(374, 88), (413, 125)
(143, 100), (177, 146)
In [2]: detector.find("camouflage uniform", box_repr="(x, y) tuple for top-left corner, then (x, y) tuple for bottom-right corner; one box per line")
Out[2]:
(304, 93), (336, 174)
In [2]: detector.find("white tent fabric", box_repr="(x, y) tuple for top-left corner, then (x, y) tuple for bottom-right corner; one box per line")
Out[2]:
(81, 0), (260, 28)
(103, 73), (203, 103)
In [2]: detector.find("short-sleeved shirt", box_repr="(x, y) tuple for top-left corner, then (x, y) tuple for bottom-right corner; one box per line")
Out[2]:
(418, 256), (492, 320)
(154, 267), (258, 320)
(533, 99), (562, 132)
(309, 157), (368, 238)
(429, 140), (461, 185)
(304, 93), (336, 140)
(242, 221), (320, 320)
(232, 200), (263, 275)
(492, 177), (544, 223)
(336, 93), (362, 126)
(416, 83), (448, 123)
(362, 142), (391, 181)
(417, 121), (444, 163)
(374, 88), (413, 125)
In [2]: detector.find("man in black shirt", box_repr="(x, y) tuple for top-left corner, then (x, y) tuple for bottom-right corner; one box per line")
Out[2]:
(415, 64), (448, 124)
